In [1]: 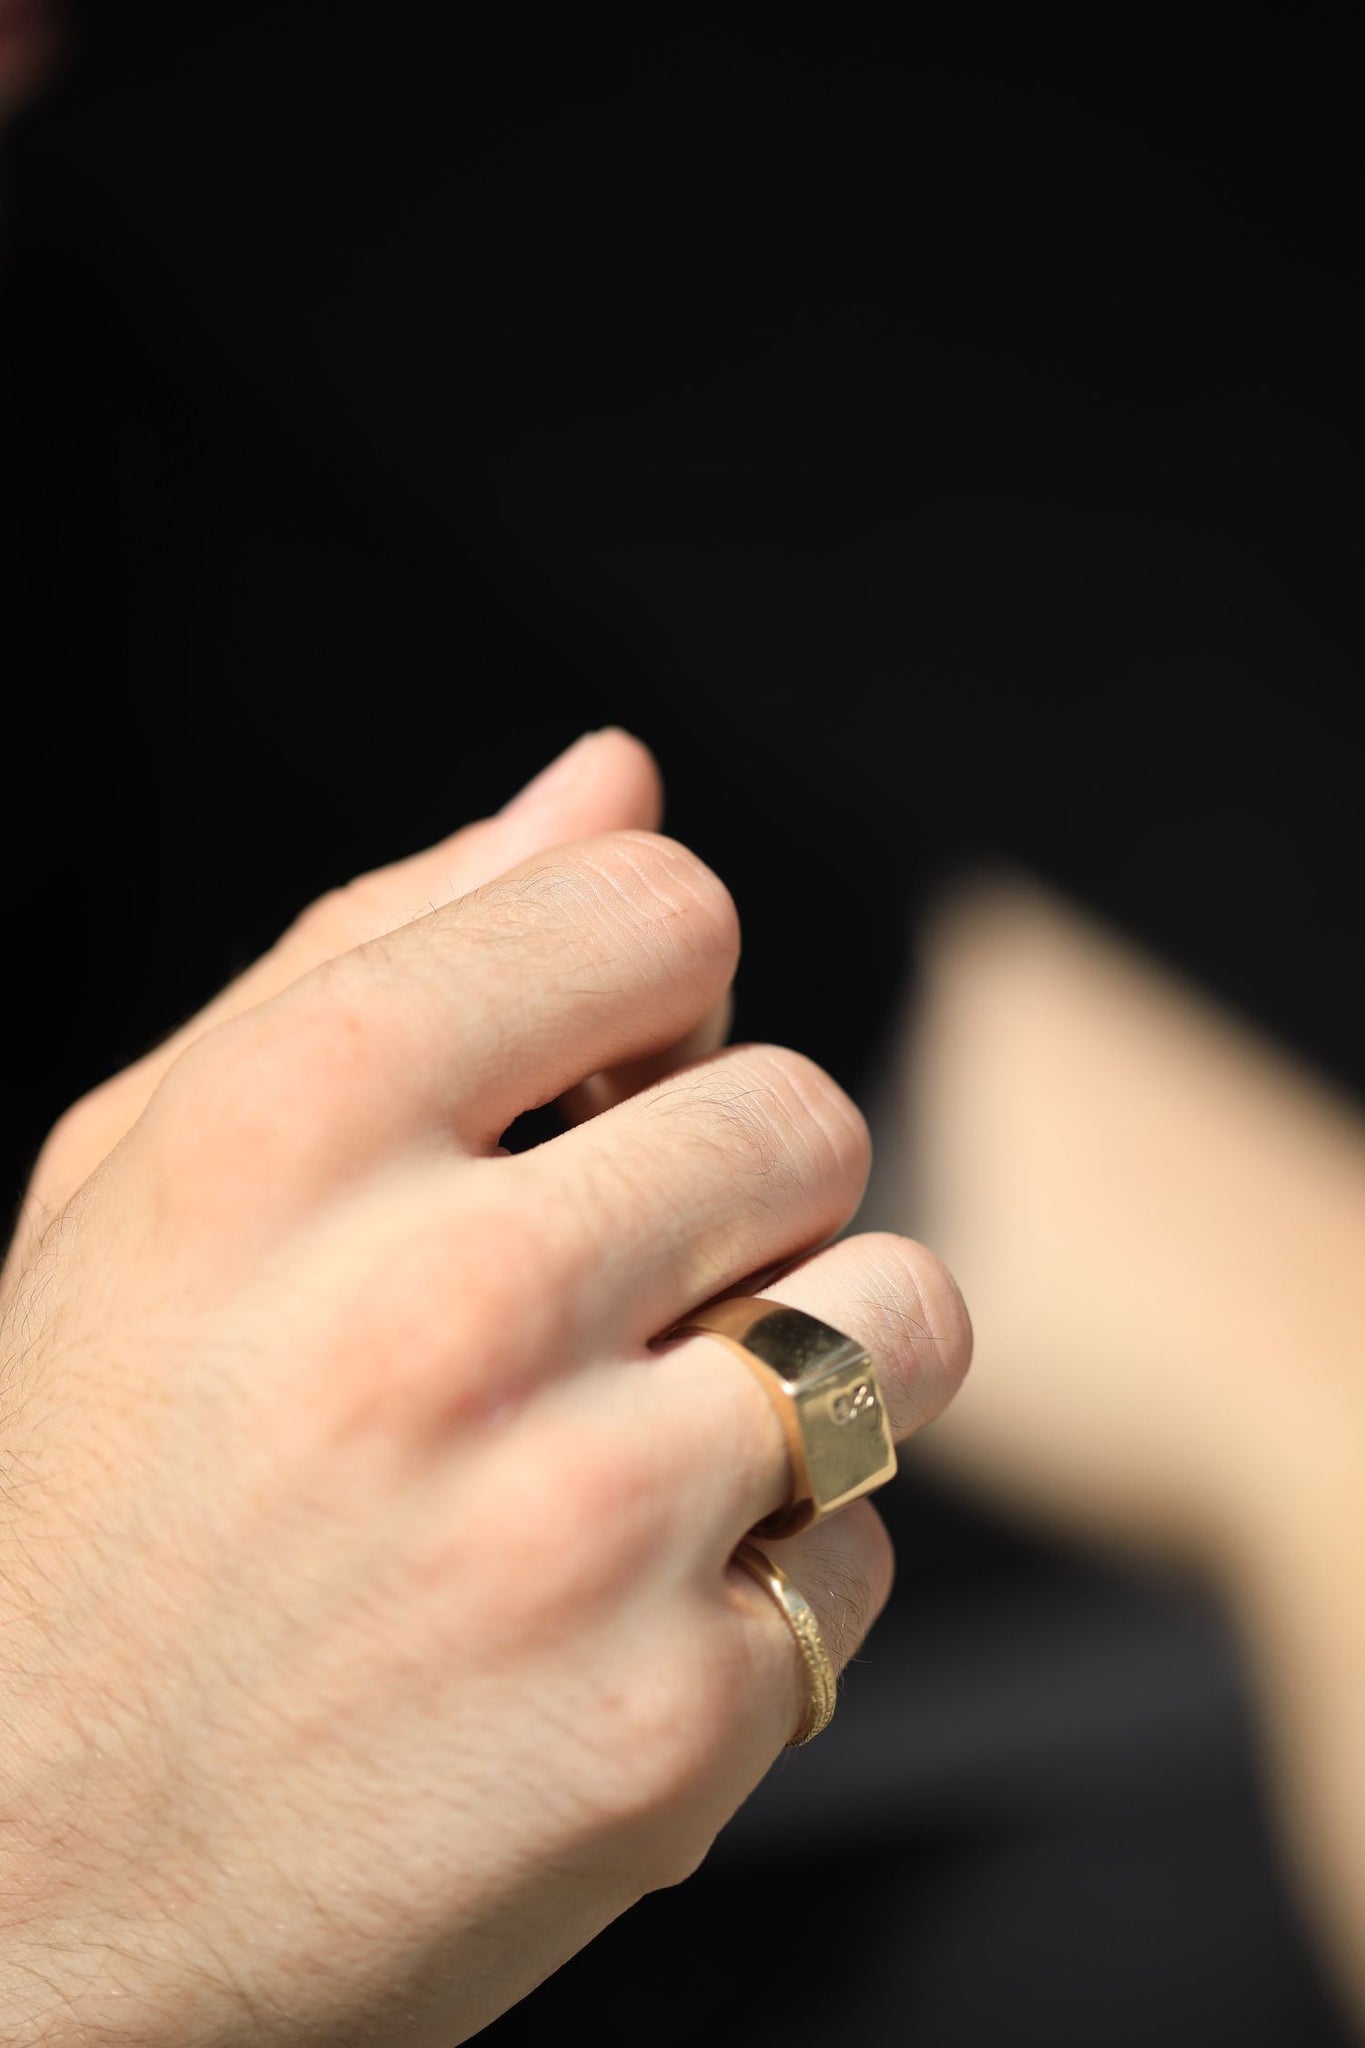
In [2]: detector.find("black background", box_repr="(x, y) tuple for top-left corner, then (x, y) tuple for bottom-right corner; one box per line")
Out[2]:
(2, 10), (1362, 2044)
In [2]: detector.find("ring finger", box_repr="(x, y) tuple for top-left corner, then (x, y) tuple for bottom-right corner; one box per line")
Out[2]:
(663, 1230), (969, 1747)
(617, 1228), (970, 1556)
(470, 1229), (968, 1744)
(508, 1039), (874, 1357)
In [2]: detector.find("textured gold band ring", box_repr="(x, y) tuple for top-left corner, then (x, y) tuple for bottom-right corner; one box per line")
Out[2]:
(676, 1297), (897, 1538)
(732, 1541), (837, 1745)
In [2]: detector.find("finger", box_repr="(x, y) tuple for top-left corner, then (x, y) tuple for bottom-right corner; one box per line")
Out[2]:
(273, 727), (664, 966)
(158, 830), (743, 1173)
(509, 1040), (873, 1349)
(497, 1228), (965, 1548)
(587, 1229), (968, 1751)
(458, 1229), (966, 1750)
(548, 1228), (971, 1554)
(722, 1504), (894, 1752)
(27, 732), (663, 1218)
(282, 1047), (874, 1445)
(557, 987), (734, 1125)
(151, 729), (661, 1071)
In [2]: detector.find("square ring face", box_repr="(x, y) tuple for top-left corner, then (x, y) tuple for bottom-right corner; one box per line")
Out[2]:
(680, 1300), (898, 1533)
(738, 1305), (898, 1517)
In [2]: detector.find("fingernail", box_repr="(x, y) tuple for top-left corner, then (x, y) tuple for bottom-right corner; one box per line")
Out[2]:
(499, 731), (602, 814)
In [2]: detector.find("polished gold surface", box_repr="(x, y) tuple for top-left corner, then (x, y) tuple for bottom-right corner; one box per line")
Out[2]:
(732, 1540), (837, 1745)
(678, 1296), (897, 1537)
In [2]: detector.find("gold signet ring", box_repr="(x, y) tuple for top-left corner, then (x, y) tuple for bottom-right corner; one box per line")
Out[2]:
(676, 1297), (896, 1538)
(732, 1541), (838, 1745)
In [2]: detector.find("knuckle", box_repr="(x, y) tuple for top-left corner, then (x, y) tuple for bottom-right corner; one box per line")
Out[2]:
(844, 1230), (974, 1419)
(482, 831), (740, 981)
(275, 886), (345, 960)
(802, 1516), (892, 1667)
(579, 831), (740, 964)
(716, 1044), (870, 1194)
(570, 1635), (746, 1876)
(321, 1190), (596, 1449)
(622, 1044), (870, 1248)
(143, 995), (377, 1188)
(518, 1456), (663, 1600)
(33, 1078), (122, 1188)
(283, 874), (391, 954)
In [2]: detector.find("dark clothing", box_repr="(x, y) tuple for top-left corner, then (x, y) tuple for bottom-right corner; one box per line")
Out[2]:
(3, 14), (1362, 2043)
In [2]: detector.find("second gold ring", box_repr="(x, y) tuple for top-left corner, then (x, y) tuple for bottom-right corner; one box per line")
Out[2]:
(732, 1540), (837, 1745)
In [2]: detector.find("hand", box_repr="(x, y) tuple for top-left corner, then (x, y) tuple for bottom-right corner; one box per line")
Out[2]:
(0, 731), (970, 2046)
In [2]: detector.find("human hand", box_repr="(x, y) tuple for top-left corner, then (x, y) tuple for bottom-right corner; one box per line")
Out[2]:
(0, 731), (970, 2046)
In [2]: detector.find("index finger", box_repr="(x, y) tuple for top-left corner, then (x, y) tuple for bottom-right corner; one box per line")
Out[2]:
(183, 829), (742, 1169)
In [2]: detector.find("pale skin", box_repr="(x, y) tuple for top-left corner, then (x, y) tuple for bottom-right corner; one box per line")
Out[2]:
(866, 870), (1365, 2029)
(0, 729), (971, 2045)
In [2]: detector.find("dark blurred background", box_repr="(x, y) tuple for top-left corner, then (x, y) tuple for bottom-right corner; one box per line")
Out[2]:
(2, 9), (1362, 2044)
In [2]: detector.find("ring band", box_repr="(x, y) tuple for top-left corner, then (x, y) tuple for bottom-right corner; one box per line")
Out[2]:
(732, 1541), (837, 1745)
(676, 1297), (896, 1538)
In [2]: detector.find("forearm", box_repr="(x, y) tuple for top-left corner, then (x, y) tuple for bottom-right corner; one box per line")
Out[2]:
(1224, 1461), (1365, 2024)
(866, 870), (1365, 2016)
(873, 870), (1365, 1561)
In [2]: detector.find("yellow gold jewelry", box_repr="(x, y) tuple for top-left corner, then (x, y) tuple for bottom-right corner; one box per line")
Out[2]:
(677, 1297), (896, 1538)
(732, 1540), (837, 1745)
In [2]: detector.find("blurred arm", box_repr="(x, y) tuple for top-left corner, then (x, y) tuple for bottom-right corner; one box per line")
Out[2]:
(865, 872), (1365, 2021)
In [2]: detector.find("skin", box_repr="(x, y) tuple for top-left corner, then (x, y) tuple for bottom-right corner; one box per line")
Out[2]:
(866, 870), (1365, 2028)
(0, 730), (971, 2045)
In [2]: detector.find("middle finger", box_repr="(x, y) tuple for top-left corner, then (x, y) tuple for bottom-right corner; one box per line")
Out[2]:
(507, 1039), (871, 1353)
